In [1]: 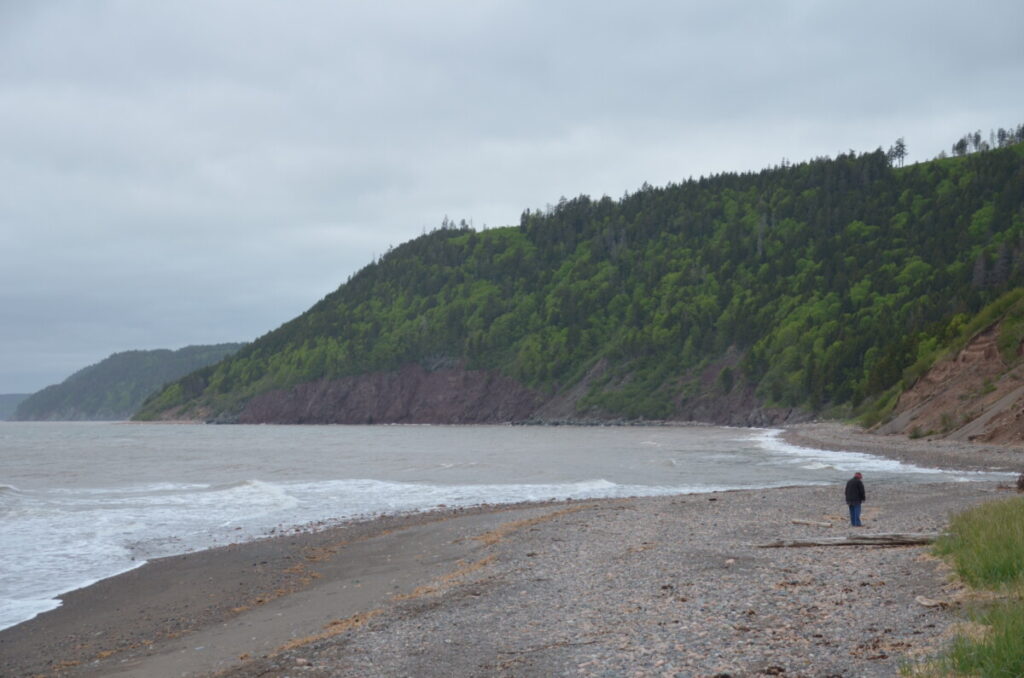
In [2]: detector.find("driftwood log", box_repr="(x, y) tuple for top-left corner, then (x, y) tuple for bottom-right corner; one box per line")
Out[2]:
(757, 532), (939, 548)
(790, 519), (833, 528)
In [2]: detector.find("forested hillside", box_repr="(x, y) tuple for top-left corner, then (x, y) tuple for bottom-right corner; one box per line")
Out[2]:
(15, 344), (244, 420)
(137, 132), (1024, 425)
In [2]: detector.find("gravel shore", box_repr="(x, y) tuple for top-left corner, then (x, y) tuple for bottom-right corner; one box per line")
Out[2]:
(220, 483), (1008, 678)
(2, 423), (1022, 677)
(780, 421), (1024, 473)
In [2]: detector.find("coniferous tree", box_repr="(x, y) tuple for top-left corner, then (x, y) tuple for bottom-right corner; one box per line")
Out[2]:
(892, 137), (907, 167)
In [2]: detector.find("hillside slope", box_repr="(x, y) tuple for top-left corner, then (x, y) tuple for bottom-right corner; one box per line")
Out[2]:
(877, 292), (1024, 444)
(138, 137), (1024, 425)
(15, 344), (244, 421)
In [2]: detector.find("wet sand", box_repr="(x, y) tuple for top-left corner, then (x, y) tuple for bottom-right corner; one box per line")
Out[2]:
(0, 502), (578, 677)
(2, 423), (1022, 677)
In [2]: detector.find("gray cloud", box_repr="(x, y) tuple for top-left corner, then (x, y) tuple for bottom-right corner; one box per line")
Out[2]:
(2, 0), (1022, 392)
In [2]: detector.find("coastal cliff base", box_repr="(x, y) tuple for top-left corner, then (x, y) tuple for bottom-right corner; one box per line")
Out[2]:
(235, 365), (543, 424)
(226, 361), (803, 427)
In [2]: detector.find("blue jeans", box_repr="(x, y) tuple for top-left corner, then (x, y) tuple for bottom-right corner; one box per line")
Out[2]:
(848, 503), (862, 526)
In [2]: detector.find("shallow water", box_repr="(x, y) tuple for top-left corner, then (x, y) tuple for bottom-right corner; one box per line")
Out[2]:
(0, 422), (1006, 630)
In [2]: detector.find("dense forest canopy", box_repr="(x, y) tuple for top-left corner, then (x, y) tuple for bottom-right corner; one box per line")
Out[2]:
(137, 129), (1024, 423)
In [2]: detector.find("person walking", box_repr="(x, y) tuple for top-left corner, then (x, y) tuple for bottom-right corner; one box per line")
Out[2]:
(845, 472), (866, 527)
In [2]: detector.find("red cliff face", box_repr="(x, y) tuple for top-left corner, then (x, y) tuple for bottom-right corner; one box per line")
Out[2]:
(235, 364), (543, 424)
(229, 360), (803, 426)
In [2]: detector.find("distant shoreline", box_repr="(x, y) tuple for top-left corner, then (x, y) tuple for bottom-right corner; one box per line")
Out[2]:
(2, 424), (1021, 676)
(782, 421), (1024, 473)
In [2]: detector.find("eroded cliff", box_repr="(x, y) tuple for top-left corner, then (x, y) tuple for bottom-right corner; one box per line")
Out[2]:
(878, 324), (1024, 444)
(218, 357), (802, 426)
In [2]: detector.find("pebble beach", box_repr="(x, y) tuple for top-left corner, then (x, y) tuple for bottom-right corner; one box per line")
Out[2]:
(2, 424), (1022, 678)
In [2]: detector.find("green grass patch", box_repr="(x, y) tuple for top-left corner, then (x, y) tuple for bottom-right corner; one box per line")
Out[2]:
(933, 497), (1024, 588)
(917, 497), (1024, 676)
(856, 386), (900, 428)
(997, 309), (1024, 362)
(937, 595), (1024, 677)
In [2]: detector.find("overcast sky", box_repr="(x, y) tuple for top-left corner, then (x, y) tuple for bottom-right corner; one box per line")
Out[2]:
(2, 1), (1022, 393)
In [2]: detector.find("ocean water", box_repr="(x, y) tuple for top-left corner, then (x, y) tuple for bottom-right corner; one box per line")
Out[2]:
(0, 422), (1007, 631)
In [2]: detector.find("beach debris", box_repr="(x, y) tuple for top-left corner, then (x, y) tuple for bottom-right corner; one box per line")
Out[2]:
(791, 519), (833, 528)
(627, 541), (657, 554)
(277, 609), (384, 652)
(472, 505), (590, 546)
(755, 532), (940, 548)
(915, 595), (947, 608)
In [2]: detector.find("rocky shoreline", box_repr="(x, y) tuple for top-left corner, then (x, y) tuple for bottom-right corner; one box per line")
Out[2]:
(2, 423), (1021, 677)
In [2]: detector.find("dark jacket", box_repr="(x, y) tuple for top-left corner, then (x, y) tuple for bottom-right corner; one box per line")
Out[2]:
(845, 477), (866, 505)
